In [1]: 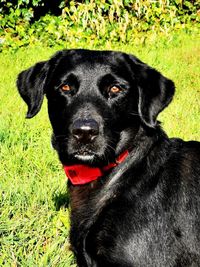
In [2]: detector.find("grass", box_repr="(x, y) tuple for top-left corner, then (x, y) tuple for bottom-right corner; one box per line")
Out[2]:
(0, 32), (199, 266)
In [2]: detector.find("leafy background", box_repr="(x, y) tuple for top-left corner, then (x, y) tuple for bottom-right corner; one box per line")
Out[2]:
(0, 0), (199, 51)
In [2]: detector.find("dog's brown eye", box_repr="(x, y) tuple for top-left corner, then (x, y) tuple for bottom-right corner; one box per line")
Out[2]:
(109, 86), (122, 94)
(61, 84), (71, 91)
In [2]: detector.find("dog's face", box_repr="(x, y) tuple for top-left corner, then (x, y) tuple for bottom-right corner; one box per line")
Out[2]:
(17, 49), (175, 166)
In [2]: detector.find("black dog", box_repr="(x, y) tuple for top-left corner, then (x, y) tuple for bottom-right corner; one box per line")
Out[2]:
(17, 49), (200, 267)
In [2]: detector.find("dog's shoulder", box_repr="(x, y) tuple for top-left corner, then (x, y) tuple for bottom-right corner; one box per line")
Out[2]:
(182, 140), (200, 155)
(162, 138), (200, 196)
(169, 138), (200, 166)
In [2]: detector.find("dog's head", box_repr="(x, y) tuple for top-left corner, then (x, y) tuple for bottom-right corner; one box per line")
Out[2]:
(17, 49), (174, 166)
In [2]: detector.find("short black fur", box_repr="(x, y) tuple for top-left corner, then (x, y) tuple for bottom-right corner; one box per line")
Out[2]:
(17, 49), (200, 267)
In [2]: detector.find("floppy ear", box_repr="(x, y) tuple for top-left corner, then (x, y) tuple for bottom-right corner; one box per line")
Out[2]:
(16, 61), (48, 118)
(128, 55), (175, 128)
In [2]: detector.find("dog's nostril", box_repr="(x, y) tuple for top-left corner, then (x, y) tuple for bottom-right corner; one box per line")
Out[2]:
(72, 119), (99, 143)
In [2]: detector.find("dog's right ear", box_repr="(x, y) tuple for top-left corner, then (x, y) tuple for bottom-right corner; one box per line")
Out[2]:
(126, 54), (175, 128)
(17, 61), (48, 118)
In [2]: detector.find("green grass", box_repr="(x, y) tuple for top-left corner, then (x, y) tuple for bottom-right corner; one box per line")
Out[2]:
(0, 32), (199, 266)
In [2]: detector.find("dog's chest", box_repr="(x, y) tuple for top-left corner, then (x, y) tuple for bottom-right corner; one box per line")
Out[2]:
(69, 184), (194, 267)
(85, 202), (190, 267)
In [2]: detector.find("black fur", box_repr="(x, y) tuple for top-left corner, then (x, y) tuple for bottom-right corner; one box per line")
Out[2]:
(17, 49), (200, 267)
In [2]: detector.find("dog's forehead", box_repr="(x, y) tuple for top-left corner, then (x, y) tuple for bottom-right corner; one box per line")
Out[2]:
(70, 62), (111, 78)
(53, 49), (130, 80)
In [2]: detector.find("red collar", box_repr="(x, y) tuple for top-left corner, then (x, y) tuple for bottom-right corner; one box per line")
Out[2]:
(63, 150), (129, 185)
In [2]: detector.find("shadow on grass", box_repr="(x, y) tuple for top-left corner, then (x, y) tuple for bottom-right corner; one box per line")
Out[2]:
(52, 190), (70, 211)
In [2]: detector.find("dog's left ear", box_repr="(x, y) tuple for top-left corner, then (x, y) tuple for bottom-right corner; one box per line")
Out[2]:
(17, 61), (48, 118)
(128, 55), (175, 128)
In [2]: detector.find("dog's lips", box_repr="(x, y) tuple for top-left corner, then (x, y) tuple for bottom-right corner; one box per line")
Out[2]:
(74, 154), (95, 161)
(73, 150), (96, 162)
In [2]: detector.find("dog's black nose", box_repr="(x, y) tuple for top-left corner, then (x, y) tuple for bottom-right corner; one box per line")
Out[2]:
(72, 119), (99, 143)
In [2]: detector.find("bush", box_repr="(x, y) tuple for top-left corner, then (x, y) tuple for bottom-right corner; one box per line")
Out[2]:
(0, 0), (199, 51)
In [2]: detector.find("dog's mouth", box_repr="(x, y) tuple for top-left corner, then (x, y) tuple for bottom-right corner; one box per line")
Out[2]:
(52, 133), (108, 165)
(73, 149), (96, 163)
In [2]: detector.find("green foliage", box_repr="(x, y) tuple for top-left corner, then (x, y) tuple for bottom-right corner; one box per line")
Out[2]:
(0, 0), (199, 51)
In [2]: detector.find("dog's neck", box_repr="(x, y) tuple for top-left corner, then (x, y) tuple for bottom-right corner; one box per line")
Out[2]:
(63, 150), (129, 185)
